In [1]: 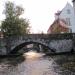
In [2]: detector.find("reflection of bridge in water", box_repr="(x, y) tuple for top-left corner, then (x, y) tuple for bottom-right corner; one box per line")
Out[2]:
(0, 33), (75, 55)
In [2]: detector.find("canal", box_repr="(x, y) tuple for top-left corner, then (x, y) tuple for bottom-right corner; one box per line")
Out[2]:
(0, 51), (75, 75)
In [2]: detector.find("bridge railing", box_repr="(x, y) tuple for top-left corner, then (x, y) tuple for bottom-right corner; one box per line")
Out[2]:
(0, 33), (74, 45)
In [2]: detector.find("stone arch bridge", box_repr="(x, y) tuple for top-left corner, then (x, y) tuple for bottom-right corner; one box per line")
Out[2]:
(0, 33), (75, 54)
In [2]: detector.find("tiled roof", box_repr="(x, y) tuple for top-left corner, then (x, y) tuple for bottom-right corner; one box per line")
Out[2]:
(59, 19), (69, 28)
(47, 19), (69, 33)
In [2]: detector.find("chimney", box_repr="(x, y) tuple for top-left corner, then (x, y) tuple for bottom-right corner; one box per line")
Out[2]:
(72, 0), (75, 13)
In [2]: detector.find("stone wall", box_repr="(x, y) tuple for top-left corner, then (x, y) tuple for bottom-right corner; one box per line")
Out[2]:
(0, 33), (75, 54)
(49, 39), (73, 52)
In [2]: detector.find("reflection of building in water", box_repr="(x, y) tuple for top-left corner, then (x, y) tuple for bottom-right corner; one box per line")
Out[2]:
(47, 2), (75, 33)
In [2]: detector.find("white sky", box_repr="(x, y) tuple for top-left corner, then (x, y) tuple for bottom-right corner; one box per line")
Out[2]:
(0, 0), (72, 33)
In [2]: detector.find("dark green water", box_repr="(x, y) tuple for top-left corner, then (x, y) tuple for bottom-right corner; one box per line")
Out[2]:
(0, 52), (75, 75)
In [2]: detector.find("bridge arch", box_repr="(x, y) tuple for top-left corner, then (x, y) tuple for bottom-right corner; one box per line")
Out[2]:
(10, 41), (55, 54)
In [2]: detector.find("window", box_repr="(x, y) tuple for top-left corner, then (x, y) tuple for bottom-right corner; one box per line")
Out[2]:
(66, 18), (71, 26)
(67, 9), (71, 14)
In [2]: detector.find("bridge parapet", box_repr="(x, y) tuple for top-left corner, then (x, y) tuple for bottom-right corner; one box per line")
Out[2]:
(3, 33), (73, 41)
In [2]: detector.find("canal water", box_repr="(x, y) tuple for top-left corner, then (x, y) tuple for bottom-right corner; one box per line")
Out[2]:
(0, 51), (75, 75)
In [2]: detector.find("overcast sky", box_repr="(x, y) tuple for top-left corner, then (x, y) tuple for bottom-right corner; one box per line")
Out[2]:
(0, 0), (72, 33)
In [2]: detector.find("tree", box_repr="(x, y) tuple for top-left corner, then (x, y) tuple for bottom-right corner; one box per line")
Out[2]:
(1, 1), (30, 37)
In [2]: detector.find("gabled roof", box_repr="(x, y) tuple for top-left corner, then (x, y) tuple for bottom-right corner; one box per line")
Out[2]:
(47, 19), (69, 32)
(61, 2), (72, 13)
(59, 19), (69, 28)
(54, 19), (69, 28)
(55, 2), (72, 16)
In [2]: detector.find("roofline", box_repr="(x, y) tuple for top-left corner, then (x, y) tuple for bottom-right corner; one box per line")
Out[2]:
(61, 2), (72, 12)
(55, 2), (72, 17)
(47, 18), (69, 32)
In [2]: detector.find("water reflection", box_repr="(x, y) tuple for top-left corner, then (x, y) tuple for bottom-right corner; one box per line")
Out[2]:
(24, 51), (45, 59)
(0, 51), (75, 75)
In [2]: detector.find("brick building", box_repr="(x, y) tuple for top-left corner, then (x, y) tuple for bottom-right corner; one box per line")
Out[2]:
(47, 19), (69, 34)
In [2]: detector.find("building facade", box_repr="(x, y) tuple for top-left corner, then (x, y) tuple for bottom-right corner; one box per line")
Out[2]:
(55, 2), (75, 33)
(47, 2), (75, 33)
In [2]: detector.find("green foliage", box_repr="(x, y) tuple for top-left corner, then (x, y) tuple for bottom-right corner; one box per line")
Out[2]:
(1, 1), (30, 37)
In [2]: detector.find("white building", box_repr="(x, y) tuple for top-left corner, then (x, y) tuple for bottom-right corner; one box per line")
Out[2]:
(55, 2), (75, 33)
(72, 0), (75, 13)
